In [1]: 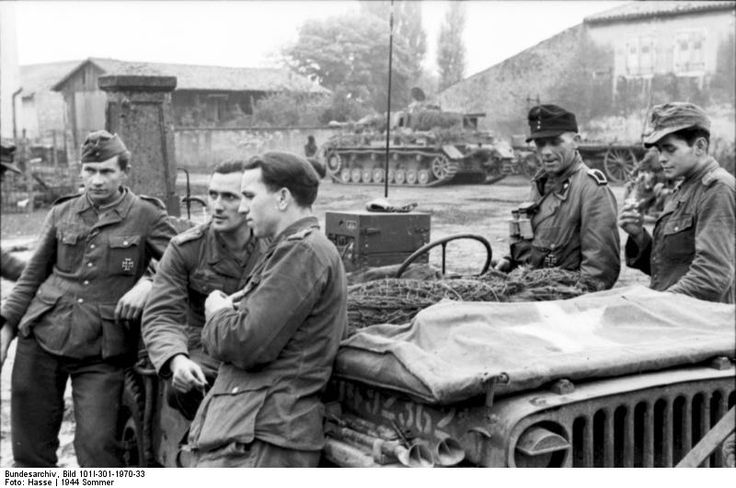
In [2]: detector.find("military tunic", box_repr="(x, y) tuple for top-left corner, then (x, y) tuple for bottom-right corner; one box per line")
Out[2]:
(188, 216), (347, 459)
(142, 221), (267, 376)
(511, 156), (621, 290)
(626, 158), (735, 303)
(1, 188), (175, 358)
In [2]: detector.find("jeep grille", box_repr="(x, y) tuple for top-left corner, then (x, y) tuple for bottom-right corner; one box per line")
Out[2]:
(518, 379), (735, 467)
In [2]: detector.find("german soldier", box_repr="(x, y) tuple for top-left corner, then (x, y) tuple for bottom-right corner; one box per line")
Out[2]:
(495, 104), (620, 290)
(620, 102), (735, 303)
(189, 151), (347, 467)
(0, 130), (176, 467)
(142, 160), (267, 421)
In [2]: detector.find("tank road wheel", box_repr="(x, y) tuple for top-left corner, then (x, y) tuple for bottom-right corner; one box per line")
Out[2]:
(362, 169), (373, 183)
(387, 169), (396, 183)
(603, 147), (636, 183)
(326, 152), (342, 175)
(117, 370), (147, 467)
(431, 155), (451, 180)
(406, 169), (418, 185)
(394, 169), (406, 184)
(373, 168), (385, 183)
(340, 169), (352, 184)
(395, 234), (493, 278)
(351, 168), (363, 183)
(417, 169), (431, 185)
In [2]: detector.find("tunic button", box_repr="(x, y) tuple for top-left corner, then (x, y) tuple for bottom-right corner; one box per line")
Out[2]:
(232, 387), (239, 394)
(90, 244), (95, 249)
(83, 280), (90, 285)
(674, 226), (679, 231)
(77, 298), (84, 304)
(123, 241), (128, 246)
(87, 262), (93, 267)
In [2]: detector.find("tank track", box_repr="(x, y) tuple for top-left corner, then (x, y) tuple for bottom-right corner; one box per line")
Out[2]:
(324, 148), (488, 187)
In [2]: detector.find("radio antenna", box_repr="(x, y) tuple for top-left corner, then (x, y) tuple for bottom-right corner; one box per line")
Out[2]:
(383, 0), (395, 198)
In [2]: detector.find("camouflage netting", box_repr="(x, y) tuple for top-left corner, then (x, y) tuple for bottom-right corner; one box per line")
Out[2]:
(346, 268), (597, 335)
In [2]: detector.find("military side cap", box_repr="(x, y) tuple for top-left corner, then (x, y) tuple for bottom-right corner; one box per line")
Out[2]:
(642, 102), (710, 147)
(81, 130), (129, 163)
(1, 142), (21, 174)
(526, 104), (578, 142)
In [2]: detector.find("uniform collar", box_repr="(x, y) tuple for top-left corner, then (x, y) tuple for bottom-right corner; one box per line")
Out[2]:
(533, 154), (583, 196)
(74, 186), (135, 218)
(207, 223), (256, 265)
(270, 216), (320, 250)
(682, 157), (718, 185)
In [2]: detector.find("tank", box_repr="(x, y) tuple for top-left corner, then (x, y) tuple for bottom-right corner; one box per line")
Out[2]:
(322, 106), (514, 187)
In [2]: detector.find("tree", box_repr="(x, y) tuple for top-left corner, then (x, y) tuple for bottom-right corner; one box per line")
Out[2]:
(360, 1), (427, 84)
(283, 13), (413, 113)
(437, 2), (467, 91)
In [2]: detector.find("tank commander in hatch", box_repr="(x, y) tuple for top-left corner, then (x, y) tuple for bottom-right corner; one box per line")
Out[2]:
(494, 104), (620, 290)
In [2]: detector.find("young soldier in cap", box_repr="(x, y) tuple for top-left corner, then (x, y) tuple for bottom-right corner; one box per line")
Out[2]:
(188, 151), (347, 467)
(495, 104), (620, 290)
(1, 142), (26, 281)
(142, 160), (267, 422)
(0, 130), (176, 466)
(620, 102), (735, 303)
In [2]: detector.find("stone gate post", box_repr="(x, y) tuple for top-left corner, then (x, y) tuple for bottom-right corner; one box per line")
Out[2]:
(99, 75), (180, 216)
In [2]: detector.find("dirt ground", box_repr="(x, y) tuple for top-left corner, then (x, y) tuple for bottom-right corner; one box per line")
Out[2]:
(0, 174), (649, 467)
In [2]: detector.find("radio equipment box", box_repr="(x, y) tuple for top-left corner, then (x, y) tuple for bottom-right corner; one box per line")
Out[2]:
(326, 211), (431, 272)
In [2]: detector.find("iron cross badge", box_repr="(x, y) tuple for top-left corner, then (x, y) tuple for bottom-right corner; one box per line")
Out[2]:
(122, 258), (135, 272)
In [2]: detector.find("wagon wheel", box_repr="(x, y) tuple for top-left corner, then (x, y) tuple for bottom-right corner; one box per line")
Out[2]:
(431, 155), (451, 180)
(603, 147), (636, 183)
(395, 234), (493, 278)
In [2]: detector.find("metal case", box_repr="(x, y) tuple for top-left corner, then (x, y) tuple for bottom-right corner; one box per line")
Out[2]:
(326, 211), (431, 272)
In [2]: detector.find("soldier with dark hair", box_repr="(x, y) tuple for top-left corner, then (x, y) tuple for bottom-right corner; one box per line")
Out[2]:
(142, 159), (267, 421)
(0, 130), (176, 467)
(189, 151), (347, 467)
(620, 102), (735, 303)
(495, 104), (620, 290)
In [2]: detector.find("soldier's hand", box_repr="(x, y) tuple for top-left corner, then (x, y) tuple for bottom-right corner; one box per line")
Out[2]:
(1, 323), (17, 367)
(170, 354), (208, 393)
(619, 201), (644, 238)
(494, 258), (511, 272)
(115, 278), (153, 322)
(204, 290), (234, 320)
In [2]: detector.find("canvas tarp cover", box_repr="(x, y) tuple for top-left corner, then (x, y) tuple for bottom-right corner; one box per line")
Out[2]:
(334, 286), (736, 405)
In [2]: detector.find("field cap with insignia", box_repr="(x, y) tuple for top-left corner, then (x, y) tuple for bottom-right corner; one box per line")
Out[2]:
(526, 104), (578, 142)
(642, 102), (710, 147)
(81, 130), (129, 163)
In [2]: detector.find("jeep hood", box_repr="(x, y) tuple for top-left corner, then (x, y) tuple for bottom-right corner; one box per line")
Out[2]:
(334, 285), (735, 404)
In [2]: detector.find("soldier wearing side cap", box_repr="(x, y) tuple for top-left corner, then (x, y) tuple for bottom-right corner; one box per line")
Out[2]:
(0, 130), (176, 467)
(495, 104), (620, 290)
(620, 102), (735, 303)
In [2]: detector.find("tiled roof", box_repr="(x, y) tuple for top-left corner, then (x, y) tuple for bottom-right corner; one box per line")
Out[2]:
(49, 57), (329, 94)
(585, 1), (735, 23)
(19, 60), (82, 97)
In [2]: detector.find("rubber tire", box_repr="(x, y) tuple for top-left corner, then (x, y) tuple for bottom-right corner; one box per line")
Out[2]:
(118, 371), (148, 467)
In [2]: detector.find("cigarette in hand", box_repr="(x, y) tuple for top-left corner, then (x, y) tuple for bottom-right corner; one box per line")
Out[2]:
(228, 289), (246, 302)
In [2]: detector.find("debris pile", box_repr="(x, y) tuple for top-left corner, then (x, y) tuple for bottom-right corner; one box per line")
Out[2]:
(346, 268), (596, 334)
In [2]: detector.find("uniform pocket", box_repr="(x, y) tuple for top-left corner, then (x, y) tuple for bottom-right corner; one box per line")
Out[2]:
(190, 385), (269, 453)
(662, 214), (695, 263)
(99, 303), (138, 361)
(56, 230), (85, 272)
(18, 292), (61, 338)
(108, 235), (142, 276)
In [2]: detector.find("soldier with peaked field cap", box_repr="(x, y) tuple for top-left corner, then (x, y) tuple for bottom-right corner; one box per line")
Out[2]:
(188, 150), (347, 467)
(0, 130), (176, 467)
(620, 102), (735, 303)
(495, 104), (620, 290)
